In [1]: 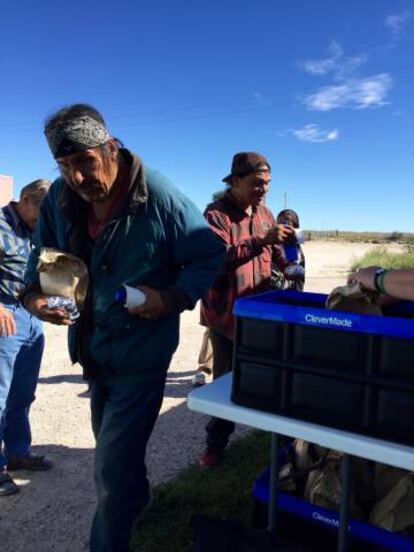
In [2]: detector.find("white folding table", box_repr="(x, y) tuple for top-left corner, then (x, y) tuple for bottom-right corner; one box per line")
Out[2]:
(188, 373), (414, 552)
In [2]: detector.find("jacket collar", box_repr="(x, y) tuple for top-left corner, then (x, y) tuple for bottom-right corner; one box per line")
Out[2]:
(119, 149), (148, 212)
(223, 190), (259, 216)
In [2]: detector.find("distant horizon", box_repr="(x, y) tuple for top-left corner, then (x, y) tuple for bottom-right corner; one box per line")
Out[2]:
(1, 177), (413, 235)
(303, 229), (414, 236)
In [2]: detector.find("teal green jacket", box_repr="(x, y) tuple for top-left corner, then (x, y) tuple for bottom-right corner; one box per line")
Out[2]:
(26, 151), (225, 381)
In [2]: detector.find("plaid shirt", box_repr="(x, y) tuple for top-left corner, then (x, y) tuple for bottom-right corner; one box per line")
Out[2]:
(0, 202), (33, 300)
(200, 193), (287, 340)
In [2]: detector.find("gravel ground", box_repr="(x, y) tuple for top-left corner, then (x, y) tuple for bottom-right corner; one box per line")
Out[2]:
(0, 241), (386, 551)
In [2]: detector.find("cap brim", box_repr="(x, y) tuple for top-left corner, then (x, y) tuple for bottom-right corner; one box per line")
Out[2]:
(222, 174), (233, 183)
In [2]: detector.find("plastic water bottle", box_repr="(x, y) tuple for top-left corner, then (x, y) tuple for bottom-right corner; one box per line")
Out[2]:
(294, 228), (305, 244)
(282, 225), (305, 263)
(283, 241), (298, 263)
(114, 285), (146, 308)
(282, 222), (298, 262)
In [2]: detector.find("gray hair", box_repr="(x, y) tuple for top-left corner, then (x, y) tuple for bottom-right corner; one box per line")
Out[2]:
(20, 179), (51, 204)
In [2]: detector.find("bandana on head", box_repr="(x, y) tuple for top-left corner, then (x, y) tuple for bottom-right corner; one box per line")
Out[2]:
(45, 115), (110, 159)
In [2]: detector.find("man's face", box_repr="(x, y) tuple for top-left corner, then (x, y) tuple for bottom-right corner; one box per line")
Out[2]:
(20, 197), (42, 230)
(231, 165), (271, 208)
(56, 142), (118, 203)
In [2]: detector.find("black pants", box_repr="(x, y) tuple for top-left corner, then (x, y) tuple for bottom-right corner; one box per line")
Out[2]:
(205, 329), (235, 454)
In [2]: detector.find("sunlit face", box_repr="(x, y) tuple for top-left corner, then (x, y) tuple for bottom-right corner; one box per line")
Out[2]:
(278, 213), (299, 229)
(230, 165), (271, 208)
(56, 141), (118, 203)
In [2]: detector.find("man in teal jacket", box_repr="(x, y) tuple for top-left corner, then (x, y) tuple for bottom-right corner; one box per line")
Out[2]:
(22, 104), (225, 552)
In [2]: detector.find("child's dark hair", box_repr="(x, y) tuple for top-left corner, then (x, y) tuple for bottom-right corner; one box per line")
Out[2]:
(277, 209), (300, 228)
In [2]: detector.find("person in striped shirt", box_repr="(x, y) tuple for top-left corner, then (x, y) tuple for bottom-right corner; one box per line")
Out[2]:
(199, 152), (293, 468)
(0, 179), (51, 497)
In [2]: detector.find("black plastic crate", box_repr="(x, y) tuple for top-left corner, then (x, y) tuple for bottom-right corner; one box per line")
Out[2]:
(232, 290), (414, 445)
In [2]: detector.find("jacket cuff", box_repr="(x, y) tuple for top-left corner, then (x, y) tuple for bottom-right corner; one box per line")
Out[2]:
(160, 287), (193, 314)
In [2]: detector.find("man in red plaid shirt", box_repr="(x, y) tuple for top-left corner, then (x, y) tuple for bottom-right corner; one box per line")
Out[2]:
(199, 152), (293, 467)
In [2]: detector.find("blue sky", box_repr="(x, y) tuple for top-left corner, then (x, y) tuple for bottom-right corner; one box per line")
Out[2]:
(1, 0), (413, 231)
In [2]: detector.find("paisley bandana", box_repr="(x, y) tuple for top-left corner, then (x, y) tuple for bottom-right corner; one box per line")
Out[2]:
(45, 115), (110, 159)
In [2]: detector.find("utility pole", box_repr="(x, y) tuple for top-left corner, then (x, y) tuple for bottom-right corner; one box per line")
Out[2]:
(283, 191), (287, 209)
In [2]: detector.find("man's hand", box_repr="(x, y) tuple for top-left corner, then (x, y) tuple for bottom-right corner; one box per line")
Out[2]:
(25, 293), (73, 326)
(128, 286), (168, 320)
(0, 304), (17, 337)
(347, 266), (382, 291)
(262, 223), (294, 246)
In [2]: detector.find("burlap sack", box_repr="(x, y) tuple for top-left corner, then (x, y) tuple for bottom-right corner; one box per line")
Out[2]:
(369, 471), (414, 533)
(303, 455), (342, 512)
(325, 283), (382, 316)
(302, 450), (370, 520)
(278, 440), (328, 494)
(374, 464), (408, 503)
(37, 248), (89, 309)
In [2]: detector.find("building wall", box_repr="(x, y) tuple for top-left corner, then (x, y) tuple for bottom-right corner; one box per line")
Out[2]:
(0, 175), (13, 206)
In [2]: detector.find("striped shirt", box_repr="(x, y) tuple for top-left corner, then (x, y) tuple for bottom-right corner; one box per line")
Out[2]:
(0, 202), (33, 300)
(200, 192), (288, 340)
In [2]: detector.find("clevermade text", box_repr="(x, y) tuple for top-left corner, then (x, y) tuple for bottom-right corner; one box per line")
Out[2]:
(304, 313), (353, 328)
(313, 512), (339, 527)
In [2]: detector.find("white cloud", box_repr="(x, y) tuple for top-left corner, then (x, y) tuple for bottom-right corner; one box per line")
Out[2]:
(300, 41), (367, 80)
(304, 73), (392, 111)
(291, 124), (339, 143)
(300, 41), (341, 76)
(385, 11), (411, 36)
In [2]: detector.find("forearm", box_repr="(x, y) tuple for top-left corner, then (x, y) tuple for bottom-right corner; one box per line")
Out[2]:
(381, 270), (414, 301)
(225, 238), (267, 269)
(353, 267), (414, 301)
(205, 210), (271, 269)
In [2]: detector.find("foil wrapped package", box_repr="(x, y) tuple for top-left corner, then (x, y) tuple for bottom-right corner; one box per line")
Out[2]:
(46, 296), (80, 321)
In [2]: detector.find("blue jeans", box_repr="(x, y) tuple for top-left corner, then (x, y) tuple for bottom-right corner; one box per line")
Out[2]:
(89, 370), (167, 552)
(0, 301), (44, 469)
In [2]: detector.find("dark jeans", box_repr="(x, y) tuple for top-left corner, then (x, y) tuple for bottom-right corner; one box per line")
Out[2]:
(89, 369), (167, 552)
(0, 301), (44, 469)
(205, 329), (235, 454)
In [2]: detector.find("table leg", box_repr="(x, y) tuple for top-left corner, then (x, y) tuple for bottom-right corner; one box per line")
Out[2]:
(337, 453), (352, 552)
(268, 433), (281, 533)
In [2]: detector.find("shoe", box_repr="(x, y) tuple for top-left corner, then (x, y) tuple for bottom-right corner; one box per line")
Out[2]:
(192, 372), (207, 387)
(7, 453), (53, 471)
(198, 450), (222, 468)
(0, 471), (19, 496)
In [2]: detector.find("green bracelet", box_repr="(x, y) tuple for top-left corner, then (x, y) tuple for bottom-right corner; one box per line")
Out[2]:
(375, 269), (389, 294)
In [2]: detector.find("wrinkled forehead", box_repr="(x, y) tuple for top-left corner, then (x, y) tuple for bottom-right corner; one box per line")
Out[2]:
(56, 148), (100, 166)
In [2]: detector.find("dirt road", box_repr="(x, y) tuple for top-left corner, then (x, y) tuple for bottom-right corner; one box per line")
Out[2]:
(0, 241), (384, 551)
